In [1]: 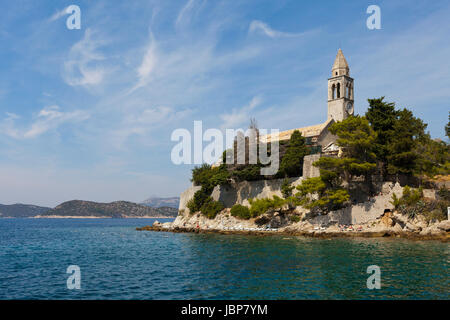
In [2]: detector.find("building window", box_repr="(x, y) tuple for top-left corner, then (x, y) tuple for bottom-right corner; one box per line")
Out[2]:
(337, 83), (340, 98)
(331, 84), (336, 99)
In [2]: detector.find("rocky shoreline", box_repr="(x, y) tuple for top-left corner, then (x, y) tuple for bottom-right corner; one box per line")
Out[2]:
(137, 213), (450, 242)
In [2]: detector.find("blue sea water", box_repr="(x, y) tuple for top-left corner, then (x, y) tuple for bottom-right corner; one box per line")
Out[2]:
(0, 218), (448, 300)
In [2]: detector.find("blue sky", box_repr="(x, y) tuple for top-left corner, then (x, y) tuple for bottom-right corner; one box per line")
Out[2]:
(0, 0), (449, 207)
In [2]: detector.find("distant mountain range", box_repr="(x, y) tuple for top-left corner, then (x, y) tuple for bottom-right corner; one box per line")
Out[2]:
(140, 196), (180, 209)
(0, 199), (179, 218)
(0, 204), (51, 218)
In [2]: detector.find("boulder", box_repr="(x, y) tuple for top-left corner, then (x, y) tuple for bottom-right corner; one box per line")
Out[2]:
(380, 211), (395, 227)
(153, 220), (161, 227)
(436, 220), (450, 232)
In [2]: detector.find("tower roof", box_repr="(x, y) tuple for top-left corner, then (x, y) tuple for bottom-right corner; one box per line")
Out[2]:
(331, 49), (349, 76)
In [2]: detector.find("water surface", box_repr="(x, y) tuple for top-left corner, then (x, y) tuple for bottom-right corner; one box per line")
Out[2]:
(0, 218), (448, 299)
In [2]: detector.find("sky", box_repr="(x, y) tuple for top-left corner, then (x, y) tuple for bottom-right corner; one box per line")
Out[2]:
(0, 0), (449, 207)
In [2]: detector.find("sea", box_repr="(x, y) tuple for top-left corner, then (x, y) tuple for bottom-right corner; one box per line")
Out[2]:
(0, 218), (448, 299)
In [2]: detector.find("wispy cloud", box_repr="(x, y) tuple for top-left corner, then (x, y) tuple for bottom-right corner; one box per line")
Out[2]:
(49, 7), (69, 22)
(109, 106), (193, 148)
(132, 32), (158, 91)
(249, 20), (304, 38)
(220, 96), (262, 130)
(0, 106), (89, 139)
(63, 29), (107, 87)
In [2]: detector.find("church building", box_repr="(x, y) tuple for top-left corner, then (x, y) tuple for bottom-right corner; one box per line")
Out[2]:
(261, 49), (355, 158)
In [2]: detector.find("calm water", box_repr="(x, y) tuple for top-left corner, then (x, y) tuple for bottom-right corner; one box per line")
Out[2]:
(0, 218), (448, 299)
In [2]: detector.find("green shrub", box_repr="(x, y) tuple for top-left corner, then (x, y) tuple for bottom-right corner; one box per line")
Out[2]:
(230, 204), (251, 220)
(200, 198), (224, 219)
(281, 178), (294, 198)
(248, 196), (285, 217)
(290, 215), (300, 223)
(191, 163), (230, 187)
(293, 177), (349, 213)
(187, 186), (212, 213)
(232, 164), (262, 181)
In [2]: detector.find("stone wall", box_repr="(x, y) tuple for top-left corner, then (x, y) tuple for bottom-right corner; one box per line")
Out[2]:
(178, 184), (201, 214)
(302, 154), (321, 178)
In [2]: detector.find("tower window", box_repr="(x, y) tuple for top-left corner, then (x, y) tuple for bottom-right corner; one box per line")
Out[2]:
(335, 72), (338, 76)
(331, 84), (336, 99)
(337, 83), (340, 98)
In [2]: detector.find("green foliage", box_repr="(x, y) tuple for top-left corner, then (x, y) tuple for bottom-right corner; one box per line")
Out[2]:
(415, 138), (450, 177)
(387, 109), (427, 175)
(391, 185), (449, 222)
(293, 177), (349, 213)
(366, 97), (397, 163)
(230, 204), (251, 220)
(232, 163), (262, 181)
(391, 186), (424, 219)
(248, 196), (285, 217)
(446, 112), (450, 139)
(437, 186), (450, 201)
(281, 178), (294, 198)
(191, 164), (230, 187)
(311, 116), (376, 191)
(187, 186), (212, 213)
(290, 215), (300, 223)
(279, 130), (308, 177)
(200, 198), (224, 219)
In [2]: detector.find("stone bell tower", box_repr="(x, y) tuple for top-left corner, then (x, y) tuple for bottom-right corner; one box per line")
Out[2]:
(327, 49), (354, 122)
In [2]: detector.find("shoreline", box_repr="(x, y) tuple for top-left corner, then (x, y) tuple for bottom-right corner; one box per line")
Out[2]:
(137, 225), (450, 242)
(0, 216), (177, 219)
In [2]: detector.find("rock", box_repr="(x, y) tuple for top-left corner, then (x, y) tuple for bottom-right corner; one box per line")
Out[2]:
(392, 223), (403, 233)
(153, 220), (161, 227)
(420, 224), (445, 236)
(404, 222), (420, 232)
(380, 211), (395, 227)
(436, 220), (450, 232)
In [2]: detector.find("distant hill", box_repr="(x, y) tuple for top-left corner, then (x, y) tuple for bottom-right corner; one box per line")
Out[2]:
(0, 204), (51, 218)
(40, 200), (178, 218)
(141, 196), (180, 209)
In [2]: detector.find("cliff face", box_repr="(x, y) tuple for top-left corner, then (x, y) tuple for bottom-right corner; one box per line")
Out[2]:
(178, 178), (403, 225)
(42, 200), (177, 218)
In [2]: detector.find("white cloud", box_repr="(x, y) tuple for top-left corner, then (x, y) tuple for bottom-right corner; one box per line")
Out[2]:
(249, 20), (304, 38)
(132, 33), (158, 91)
(175, 0), (196, 28)
(0, 106), (89, 139)
(49, 7), (69, 22)
(220, 96), (262, 129)
(63, 29), (107, 87)
(110, 106), (192, 148)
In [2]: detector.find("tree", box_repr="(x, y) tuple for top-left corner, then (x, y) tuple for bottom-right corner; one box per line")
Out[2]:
(279, 130), (308, 177)
(446, 112), (450, 139)
(386, 108), (427, 175)
(315, 115), (377, 184)
(365, 97), (397, 172)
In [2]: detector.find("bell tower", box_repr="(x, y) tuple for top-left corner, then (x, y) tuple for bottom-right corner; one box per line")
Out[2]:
(327, 49), (354, 122)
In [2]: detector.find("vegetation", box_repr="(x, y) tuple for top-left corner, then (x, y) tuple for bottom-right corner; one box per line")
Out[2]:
(248, 196), (285, 217)
(281, 178), (294, 198)
(278, 130), (308, 177)
(187, 99), (450, 218)
(200, 197), (224, 219)
(391, 186), (449, 222)
(230, 204), (251, 220)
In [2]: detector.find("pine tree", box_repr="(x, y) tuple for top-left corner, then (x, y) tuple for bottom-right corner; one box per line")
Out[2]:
(365, 97), (397, 175)
(279, 130), (308, 177)
(387, 108), (427, 175)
